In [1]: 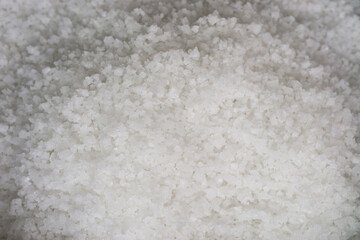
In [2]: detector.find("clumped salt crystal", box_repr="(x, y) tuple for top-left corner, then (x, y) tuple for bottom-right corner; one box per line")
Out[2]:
(9, 199), (24, 216)
(114, 68), (123, 77)
(247, 23), (262, 35)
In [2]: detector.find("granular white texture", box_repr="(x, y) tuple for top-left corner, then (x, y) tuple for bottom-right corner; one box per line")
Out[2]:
(1, 0), (360, 239)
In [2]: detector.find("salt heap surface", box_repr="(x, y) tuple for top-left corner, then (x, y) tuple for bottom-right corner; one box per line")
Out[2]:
(0, 0), (360, 239)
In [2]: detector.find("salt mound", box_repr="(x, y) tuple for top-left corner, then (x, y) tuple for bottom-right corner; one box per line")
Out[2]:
(1, 0), (359, 239)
